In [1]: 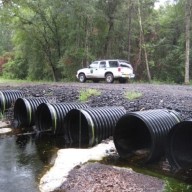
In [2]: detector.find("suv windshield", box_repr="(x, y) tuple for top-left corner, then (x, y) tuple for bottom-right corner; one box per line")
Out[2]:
(89, 62), (98, 68)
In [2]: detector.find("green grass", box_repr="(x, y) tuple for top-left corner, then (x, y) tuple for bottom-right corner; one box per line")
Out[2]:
(79, 89), (101, 102)
(0, 78), (28, 83)
(0, 77), (56, 85)
(124, 91), (142, 100)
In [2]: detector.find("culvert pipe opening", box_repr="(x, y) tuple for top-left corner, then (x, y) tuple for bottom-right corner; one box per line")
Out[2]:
(167, 120), (192, 170)
(14, 97), (49, 128)
(35, 103), (56, 132)
(64, 109), (90, 147)
(14, 98), (31, 128)
(36, 102), (89, 135)
(114, 115), (152, 161)
(114, 109), (182, 163)
(0, 90), (24, 113)
(64, 106), (126, 147)
(0, 91), (5, 113)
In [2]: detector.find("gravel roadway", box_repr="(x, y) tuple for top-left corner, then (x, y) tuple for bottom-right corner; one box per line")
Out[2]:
(1, 82), (192, 120)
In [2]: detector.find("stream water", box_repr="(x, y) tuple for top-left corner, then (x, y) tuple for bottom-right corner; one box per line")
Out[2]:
(0, 133), (59, 192)
(1, 130), (192, 192)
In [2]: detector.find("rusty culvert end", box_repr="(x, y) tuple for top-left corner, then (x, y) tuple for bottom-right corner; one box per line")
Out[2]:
(14, 97), (49, 128)
(35, 102), (89, 134)
(0, 90), (24, 114)
(113, 109), (181, 163)
(64, 106), (126, 147)
(166, 120), (192, 170)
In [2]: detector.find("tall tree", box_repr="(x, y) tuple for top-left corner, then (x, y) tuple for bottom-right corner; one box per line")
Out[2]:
(184, 0), (192, 84)
(151, 1), (186, 83)
(97, 0), (121, 58)
(137, 0), (151, 82)
(3, 0), (68, 81)
(127, 0), (133, 62)
(0, 0), (189, 83)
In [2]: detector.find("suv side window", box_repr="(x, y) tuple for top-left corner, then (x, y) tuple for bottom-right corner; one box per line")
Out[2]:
(120, 63), (132, 69)
(89, 62), (98, 68)
(109, 61), (118, 68)
(99, 61), (106, 68)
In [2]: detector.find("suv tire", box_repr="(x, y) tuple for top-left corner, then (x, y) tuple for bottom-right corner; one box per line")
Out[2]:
(79, 73), (86, 83)
(105, 73), (114, 83)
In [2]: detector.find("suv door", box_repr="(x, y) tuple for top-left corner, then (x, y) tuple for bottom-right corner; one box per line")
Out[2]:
(94, 61), (107, 78)
(108, 60), (119, 76)
(86, 62), (99, 78)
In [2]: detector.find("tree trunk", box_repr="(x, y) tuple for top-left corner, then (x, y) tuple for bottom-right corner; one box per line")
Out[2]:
(184, 0), (191, 84)
(84, 17), (89, 67)
(103, 17), (114, 58)
(137, 0), (151, 82)
(127, 0), (133, 62)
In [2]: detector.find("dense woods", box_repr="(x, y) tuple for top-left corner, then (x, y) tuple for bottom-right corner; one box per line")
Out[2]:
(0, 0), (191, 83)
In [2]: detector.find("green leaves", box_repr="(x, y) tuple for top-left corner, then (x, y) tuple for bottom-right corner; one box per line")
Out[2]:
(0, 0), (190, 83)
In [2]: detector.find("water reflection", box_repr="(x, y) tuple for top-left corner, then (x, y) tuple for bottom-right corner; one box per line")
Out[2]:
(2, 129), (192, 192)
(0, 133), (59, 192)
(0, 129), (87, 192)
(35, 133), (58, 165)
(16, 135), (30, 148)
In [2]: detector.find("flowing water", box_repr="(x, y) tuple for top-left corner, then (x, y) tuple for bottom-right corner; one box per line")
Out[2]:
(1, 129), (192, 192)
(0, 132), (59, 192)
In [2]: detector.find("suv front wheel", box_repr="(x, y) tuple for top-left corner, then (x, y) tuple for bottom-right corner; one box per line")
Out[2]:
(105, 73), (114, 83)
(78, 73), (86, 83)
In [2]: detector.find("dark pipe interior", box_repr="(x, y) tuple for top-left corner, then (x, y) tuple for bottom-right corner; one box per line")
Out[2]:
(114, 115), (151, 159)
(0, 97), (2, 112)
(65, 109), (89, 146)
(36, 104), (53, 131)
(14, 99), (28, 126)
(0, 92), (5, 113)
(170, 122), (192, 169)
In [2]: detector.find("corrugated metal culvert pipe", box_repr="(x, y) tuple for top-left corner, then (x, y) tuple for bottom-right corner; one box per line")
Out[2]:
(14, 97), (49, 128)
(64, 106), (126, 147)
(113, 109), (182, 163)
(35, 102), (89, 134)
(166, 120), (192, 170)
(0, 90), (24, 113)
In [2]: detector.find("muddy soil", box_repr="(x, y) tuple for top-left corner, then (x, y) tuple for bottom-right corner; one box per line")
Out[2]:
(1, 82), (192, 191)
(56, 162), (164, 192)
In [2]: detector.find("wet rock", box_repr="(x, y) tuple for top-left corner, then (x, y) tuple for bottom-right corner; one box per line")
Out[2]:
(39, 141), (116, 192)
(0, 128), (12, 134)
(0, 121), (10, 128)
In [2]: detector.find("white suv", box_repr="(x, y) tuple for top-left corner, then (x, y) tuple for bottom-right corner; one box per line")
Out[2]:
(76, 59), (135, 83)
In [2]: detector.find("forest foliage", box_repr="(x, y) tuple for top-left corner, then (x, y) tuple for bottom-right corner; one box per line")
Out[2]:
(0, 0), (191, 83)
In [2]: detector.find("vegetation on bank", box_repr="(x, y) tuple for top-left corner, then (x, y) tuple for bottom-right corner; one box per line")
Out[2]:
(0, 0), (191, 84)
(0, 78), (28, 84)
(1, 77), (192, 86)
(79, 89), (101, 102)
(124, 91), (142, 100)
